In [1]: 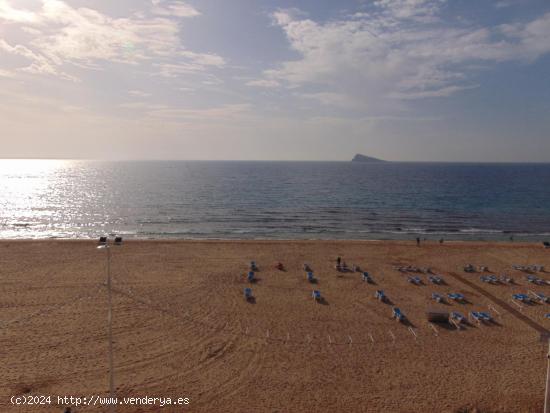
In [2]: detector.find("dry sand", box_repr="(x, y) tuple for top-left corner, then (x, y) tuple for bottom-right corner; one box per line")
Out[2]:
(1, 240), (550, 412)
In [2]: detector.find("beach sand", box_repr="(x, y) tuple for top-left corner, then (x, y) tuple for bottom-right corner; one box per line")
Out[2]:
(1, 239), (550, 412)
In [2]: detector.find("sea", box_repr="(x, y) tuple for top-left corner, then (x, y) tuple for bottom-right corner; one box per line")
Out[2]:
(1, 159), (549, 241)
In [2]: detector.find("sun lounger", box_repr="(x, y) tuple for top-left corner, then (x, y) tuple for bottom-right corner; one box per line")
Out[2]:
(428, 276), (443, 284)
(408, 276), (422, 285)
(375, 290), (386, 301)
(499, 274), (513, 284)
(303, 263), (311, 271)
(480, 275), (498, 284)
(312, 290), (321, 300)
(470, 311), (482, 323)
(244, 287), (252, 299)
(530, 292), (549, 303)
(431, 292), (444, 303)
(526, 275), (545, 285)
(478, 312), (491, 322)
(479, 266), (489, 272)
(392, 307), (404, 321)
(464, 264), (475, 273)
(512, 293), (531, 303)
(250, 261), (257, 271)
(545, 313), (550, 319)
(450, 311), (464, 323)
(247, 271), (255, 282)
(307, 272), (315, 282)
(448, 293), (465, 302)
(352, 264), (361, 272)
(362, 272), (372, 282)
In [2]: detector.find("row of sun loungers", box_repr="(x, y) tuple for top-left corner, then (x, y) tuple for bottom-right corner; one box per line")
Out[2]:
(513, 264), (545, 272)
(395, 265), (431, 273)
(526, 275), (547, 285)
(512, 293), (531, 303)
(470, 311), (492, 323)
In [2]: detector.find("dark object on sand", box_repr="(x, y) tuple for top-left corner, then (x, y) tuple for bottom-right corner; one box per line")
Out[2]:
(98, 236), (107, 245)
(426, 308), (449, 323)
(544, 241), (550, 248)
(336, 256), (341, 265)
(416, 237), (420, 246)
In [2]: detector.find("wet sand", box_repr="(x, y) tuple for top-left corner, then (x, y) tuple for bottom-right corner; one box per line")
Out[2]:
(1, 240), (550, 412)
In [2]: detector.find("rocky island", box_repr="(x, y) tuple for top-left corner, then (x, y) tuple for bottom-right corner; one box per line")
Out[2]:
(351, 153), (388, 163)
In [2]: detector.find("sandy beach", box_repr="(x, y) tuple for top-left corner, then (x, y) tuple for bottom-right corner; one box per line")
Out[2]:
(2, 239), (550, 412)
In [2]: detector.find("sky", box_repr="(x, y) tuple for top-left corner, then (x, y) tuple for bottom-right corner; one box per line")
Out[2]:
(0, 0), (549, 161)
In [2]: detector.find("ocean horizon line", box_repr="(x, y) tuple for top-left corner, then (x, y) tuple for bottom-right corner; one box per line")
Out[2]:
(1, 158), (550, 164)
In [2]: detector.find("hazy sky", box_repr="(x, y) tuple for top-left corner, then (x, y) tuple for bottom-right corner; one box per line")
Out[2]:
(1, 0), (549, 161)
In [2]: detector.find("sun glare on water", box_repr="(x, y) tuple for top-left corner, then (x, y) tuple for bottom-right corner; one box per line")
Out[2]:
(0, 159), (74, 236)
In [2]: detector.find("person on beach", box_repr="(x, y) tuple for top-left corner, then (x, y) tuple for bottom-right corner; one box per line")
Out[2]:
(337, 256), (341, 266)
(416, 237), (420, 246)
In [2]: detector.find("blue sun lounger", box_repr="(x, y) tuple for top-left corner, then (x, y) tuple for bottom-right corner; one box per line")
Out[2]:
(312, 290), (321, 300)
(470, 311), (482, 323)
(392, 307), (404, 321)
(247, 271), (255, 282)
(244, 287), (252, 299)
(448, 293), (464, 302)
(512, 293), (531, 303)
(408, 276), (422, 285)
(307, 272), (315, 282)
(450, 311), (464, 323)
(545, 313), (550, 319)
(478, 312), (492, 322)
(375, 290), (386, 301)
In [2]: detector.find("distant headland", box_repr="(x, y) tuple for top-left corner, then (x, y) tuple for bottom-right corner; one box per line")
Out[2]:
(351, 154), (388, 163)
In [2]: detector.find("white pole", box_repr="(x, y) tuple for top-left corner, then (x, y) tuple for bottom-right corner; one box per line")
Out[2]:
(545, 338), (550, 413)
(106, 247), (116, 413)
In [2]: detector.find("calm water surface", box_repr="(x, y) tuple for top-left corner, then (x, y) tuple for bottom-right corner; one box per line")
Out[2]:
(1, 160), (549, 241)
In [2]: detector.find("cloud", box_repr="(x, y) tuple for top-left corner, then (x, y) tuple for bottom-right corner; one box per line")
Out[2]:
(246, 79), (281, 88)
(0, 38), (76, 80)
(259, 5), (550, 107)
(151, 0), (200, 18)
(0, 0), (222, 80)
(128, 90), (152, 97)
(0, 0), (37, 23)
